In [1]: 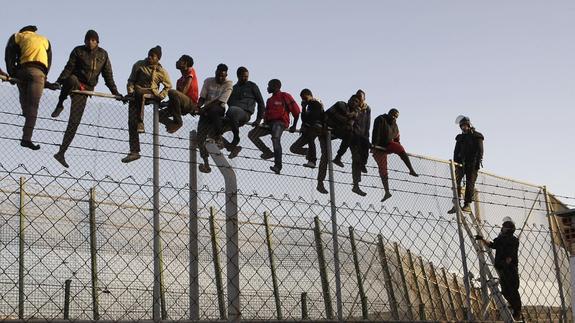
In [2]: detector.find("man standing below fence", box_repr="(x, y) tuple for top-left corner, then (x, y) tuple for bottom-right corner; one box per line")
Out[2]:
(371, 108), (418, 201)
(5, 25), (55, 150)
(476, 217), (522, 320)
(222, 66), (265, 159)
(121, 46), (172, 163)
(448, 116), (484, 213)
(289, 88), (324, 168)
(196, 64), (233, 173)
(52, 30), (122, 168)
(159, 54), (198, 134)
(248, 79), (300, 175)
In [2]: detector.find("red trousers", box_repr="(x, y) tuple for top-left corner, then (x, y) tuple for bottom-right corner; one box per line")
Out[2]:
(372, 142), (405, 177)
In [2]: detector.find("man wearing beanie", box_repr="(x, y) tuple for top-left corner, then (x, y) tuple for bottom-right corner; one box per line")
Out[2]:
(448, 115), (484, 213)
(52, 30), (122, 168)
(5, 25), (54, 150)
(122, 45), (172, 163)
(476, 218), (522, 320)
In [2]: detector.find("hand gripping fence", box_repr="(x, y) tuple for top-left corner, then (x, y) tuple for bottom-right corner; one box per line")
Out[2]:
(0, 82), (574, 322)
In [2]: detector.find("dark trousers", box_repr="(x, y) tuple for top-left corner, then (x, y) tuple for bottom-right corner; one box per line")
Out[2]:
(335, 137), (350, 159)
(17, 66), (46, 141)
(128, 88), (154, 153)
(222, 106), (251, 150)
(317, 128), (348, 183)
(197, 104), (225, 160)
(455, 165), (478, 204)
(351, 135), (371, 184)
(160, 89), (196, 126)
(497, 266), (522, 316)
(289, 125), (319, 163)
(58, 75), (93, 153)
(248, 121), (285, 169)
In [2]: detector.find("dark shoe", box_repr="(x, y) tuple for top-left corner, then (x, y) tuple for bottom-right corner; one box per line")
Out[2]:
(166, 122), (182, 134)
(260, 151), (274, 160)
(121, 152), (141, 163)
(361, 165), (368, 173)
(317, 182), (328, 194)
(229, 146), (242, 159)
(302, 161), (316, 168)
(270, 165), (281, 174)
(381, 192), (392, 202)
(447, 206), (458, 214)
(409, 170), (419, 177)
(332, 158), (344, 167)
(20, 140), (40, 150)
(461, 203), (472, 213)
(51, 103), (64, 118)
(352, 185), (367, 197)
(199, 164), (211, 173)
(53, 152), (69, 168)
(137, 123), (145, 133)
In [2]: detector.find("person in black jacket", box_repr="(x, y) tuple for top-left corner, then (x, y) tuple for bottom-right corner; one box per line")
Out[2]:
(333, 89), (370, 169)
(52, 30), (121, 168)
(289, 88), (324, 168)
(448, 116), (484, 213)
(476, 218), (522, 320)
(371, 108), (418, 201)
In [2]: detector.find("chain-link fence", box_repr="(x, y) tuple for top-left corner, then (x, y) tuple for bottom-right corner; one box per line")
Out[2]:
(0, 82), (574, 322)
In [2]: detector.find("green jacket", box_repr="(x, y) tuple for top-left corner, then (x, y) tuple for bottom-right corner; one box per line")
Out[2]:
(127, 59), (172, 99)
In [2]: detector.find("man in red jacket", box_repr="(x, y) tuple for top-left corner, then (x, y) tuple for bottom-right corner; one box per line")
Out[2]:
(248, 79), (300, 174)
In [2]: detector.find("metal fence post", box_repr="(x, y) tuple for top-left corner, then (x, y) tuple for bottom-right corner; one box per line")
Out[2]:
(313, 216), (334, 319)
(209, 207), (226, 320)
(64, 279), (72, 319)
(448, 160), (473, 321)
(301, 292), (308, 320)
(543, 186), (568, 322)
(348, 227), (368, 319)
(18, 176), (25, 320)
(325, 129), (343, 321)
(472, 191), (490, 317)
(89, 187), (100, 320)
(189, 130), (199, 320)
(264, 211), (282, 319)
(205, 142), (240, 322)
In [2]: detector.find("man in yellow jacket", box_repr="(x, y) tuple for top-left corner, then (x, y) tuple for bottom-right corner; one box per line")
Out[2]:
(5, 25), (54, 150)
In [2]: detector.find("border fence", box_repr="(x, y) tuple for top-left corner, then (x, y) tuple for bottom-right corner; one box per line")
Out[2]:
(0, 82), (574, 322)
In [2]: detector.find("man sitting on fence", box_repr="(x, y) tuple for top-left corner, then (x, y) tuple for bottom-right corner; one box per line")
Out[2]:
(248, 79), (300, 175)
(121, 46), (172, 163)
(159, 54), (199, 134)
(52, 30), (122, 168)
(371, 108), (418, 201)
(289, 88), (324, 168)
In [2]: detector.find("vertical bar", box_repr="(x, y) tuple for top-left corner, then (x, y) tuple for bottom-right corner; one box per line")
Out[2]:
(325, 130), (342, 321)
(264, 211), (282, 319)
(348, 227), (368, 319)
(452, 273), (466, 319)
(152, 101), (162, 322)
(429, 263), (447, 320)
(418, 256), (437, 320)
(407, 250), (425, 320)
(393, 242), (413, 320)
(472, 191), (490, 317)
(64, 279), (72, 319)
(544, 186), (567, 322)
(441, 268), (457, 320)
(448, 160), (473, 321)
(89, 187), (100, 320)
(313, 216), (333, 319)
(18, 176), (25, 320)
(301, 292), (308, 320)
(159, 240), (167, 320)
(189, 130), (199, 320)
(377, 235), (399, 320)
(209, 207), (226, 320)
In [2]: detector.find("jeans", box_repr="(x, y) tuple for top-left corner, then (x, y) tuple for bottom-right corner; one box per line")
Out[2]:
(17, 66), (46, 141)
(248, 121), (285, 169)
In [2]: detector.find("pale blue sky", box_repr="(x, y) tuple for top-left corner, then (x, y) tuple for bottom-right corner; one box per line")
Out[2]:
(1, 0), (574, 197)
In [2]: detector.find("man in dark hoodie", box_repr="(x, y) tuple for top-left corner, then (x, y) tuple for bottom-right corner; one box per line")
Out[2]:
(333, 89), (370, 170)
(448, 116), (484, 213)
(52, 30), (121, 168)
(371, 108), (418, 201)
(289, 88), (324, 168)
(476, 218), (521, 320)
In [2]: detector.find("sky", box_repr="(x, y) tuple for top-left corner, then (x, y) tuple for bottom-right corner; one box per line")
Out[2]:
(0, 0), (574, 198)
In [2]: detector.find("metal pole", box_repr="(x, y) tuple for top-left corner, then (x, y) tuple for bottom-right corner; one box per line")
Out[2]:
(205, 142), (240, 322)
(418, 256), (437, 320)
(209, 207), (226, 320)
(64, 279), (72, 319)
(429, 263), (447, 320)
(448, 160), (473, 321)
(544, 186), (567, 322)
(325, 129), (343, 321)
(348, 227), (368, 319)
(301, 292), (309, 320)
(152, 101), (162, 322)
(441, 268), (458, 320)
(394, 242), (413, 320)
(89, 187), (100, 320)
(377, 235), (399, 320)
(18, 176), (25, 320)
(313, 216), (334, 319)
(407, 250), (425, 320)
(472, 191), (489, 317)
(189, 130), (199, 320)
(264, 211), (282, 319)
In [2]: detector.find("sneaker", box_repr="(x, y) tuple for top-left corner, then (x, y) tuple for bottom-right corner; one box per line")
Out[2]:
(461, 204), (472, 213)
(260, 152), (274, 160)
(302, 161), (316, 168)
(199, 164), (211, 173)
(447, 206), (458, 214)
(270, 165), (281, 174)
(317, 182), (328, 194)
(137, 123), (145, 133)
(51, 103), (64, 118)
(352, 185), (367, 197)
(228, 146), (242, 159)
(20, 140), (40, 150)
(166, 122), (182, 134)
(361, 165), (368, 173)
(121, 152), (141, 163)
(53, 153), (69, 168)
(332, 158), (344, 167)
(381, 192), (392, 202)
